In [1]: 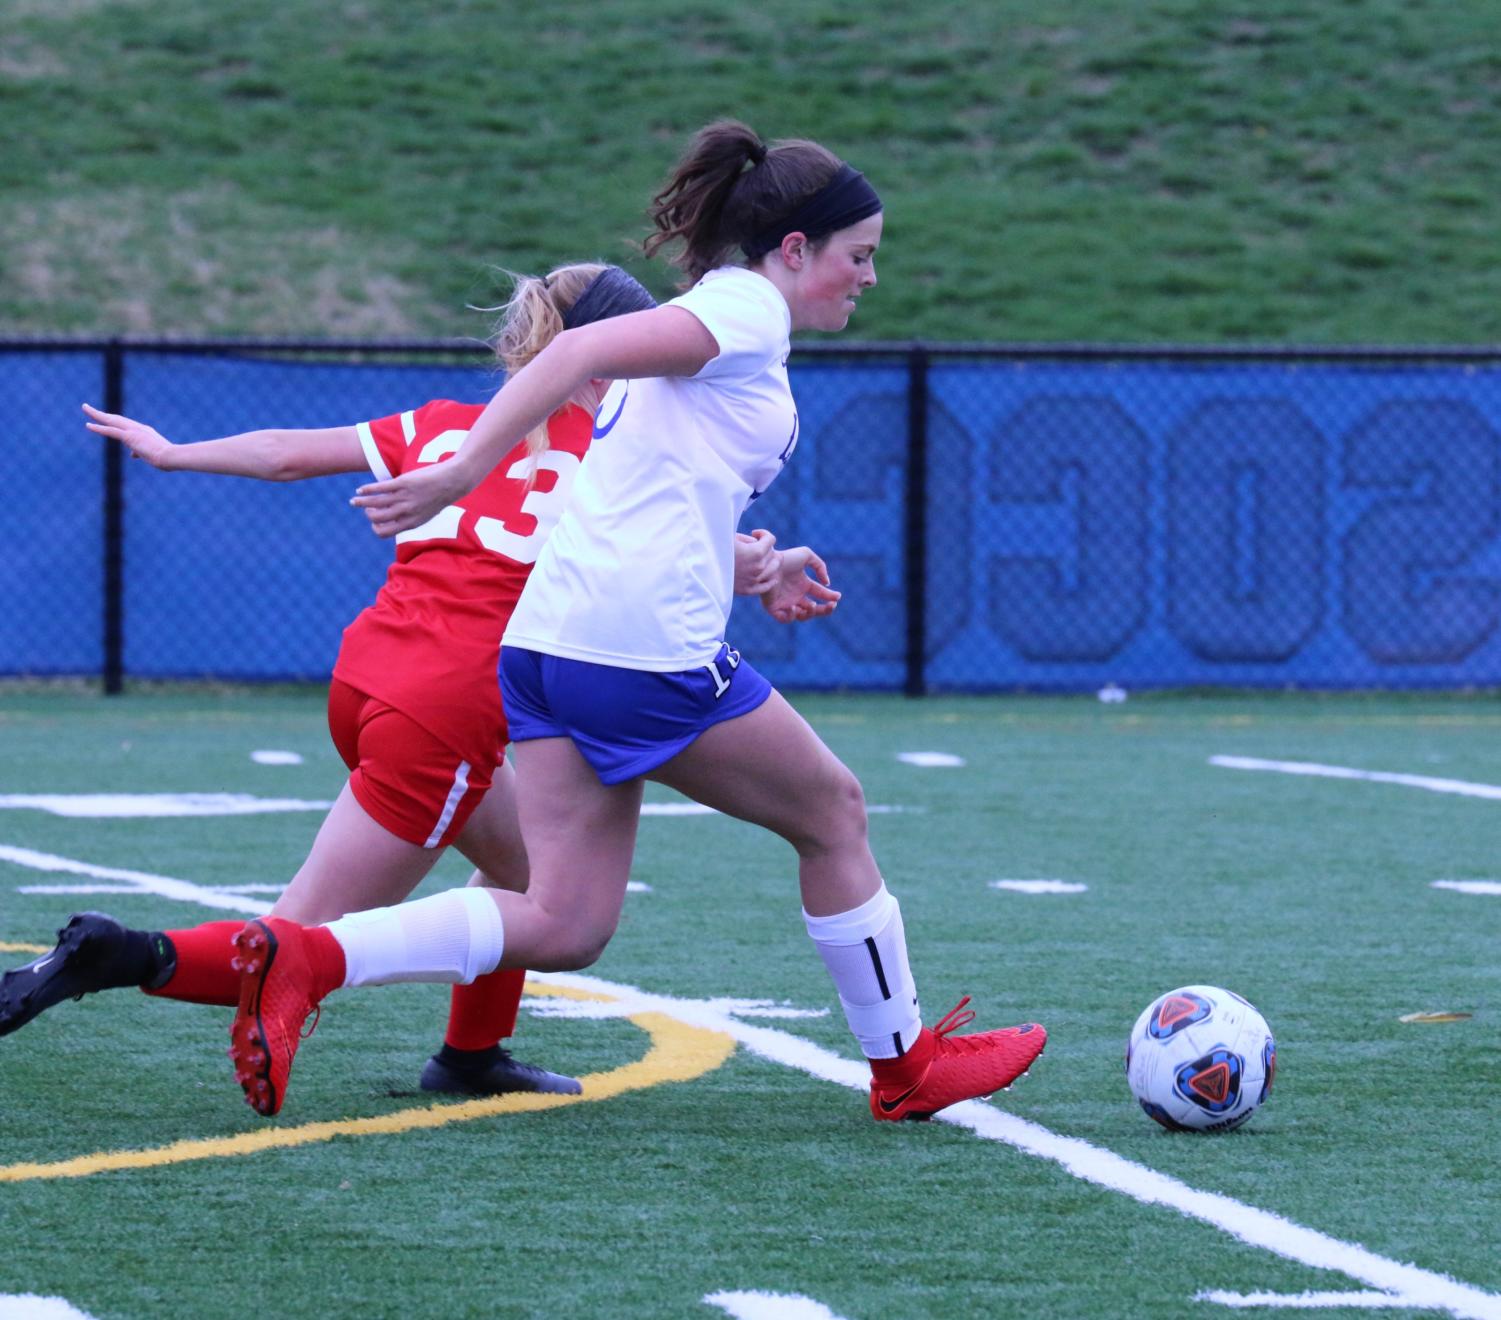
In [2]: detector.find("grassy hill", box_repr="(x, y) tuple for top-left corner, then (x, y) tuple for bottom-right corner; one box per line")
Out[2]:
(3, 0), (1499, 343)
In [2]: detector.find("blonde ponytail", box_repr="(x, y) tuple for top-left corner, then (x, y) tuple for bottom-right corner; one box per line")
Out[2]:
(484, 262), (609, 456)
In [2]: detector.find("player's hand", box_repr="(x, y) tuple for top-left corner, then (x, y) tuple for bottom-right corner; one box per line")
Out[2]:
(760, 546), (840, 623)
(732, 529), (779, 596)
(82, 403), (175, 469)
(352, 461), (468, 538)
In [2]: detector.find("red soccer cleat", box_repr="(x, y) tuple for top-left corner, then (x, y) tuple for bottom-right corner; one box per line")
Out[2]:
(869, 996), (1047, 1122)
(227, 917), (331, 1117)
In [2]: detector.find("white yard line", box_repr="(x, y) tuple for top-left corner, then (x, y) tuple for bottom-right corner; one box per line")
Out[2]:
(1196, 1290), (1422, 1310)
(1432, 880), (1501, 897)
(17, 884), (284, 898)
(249, 751), (304, 766)
(0, 845), (269, 916)
(0, 794), (333, 818)
(1, 846), (650, 904)
(704, 1292), (849, 1319)
(989, 879), (1088, 894)
(0, 1296), (98, 1319)
(0, 793), (912, 821)
(1209, 757), (1501, 802)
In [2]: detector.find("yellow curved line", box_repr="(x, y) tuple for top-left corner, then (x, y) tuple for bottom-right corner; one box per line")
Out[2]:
(0, 982), (734, 1183)
(0, 942), (49, 954)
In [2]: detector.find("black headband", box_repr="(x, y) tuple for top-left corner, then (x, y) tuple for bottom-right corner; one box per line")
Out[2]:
(562, 266), (658, 330)
(741, 164), (883, 260)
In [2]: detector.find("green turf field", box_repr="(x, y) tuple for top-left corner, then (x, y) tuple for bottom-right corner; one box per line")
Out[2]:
(1, 688), (1499, 1318)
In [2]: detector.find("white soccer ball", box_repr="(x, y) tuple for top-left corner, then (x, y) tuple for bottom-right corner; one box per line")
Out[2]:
(1124, 985), (1276, 1132)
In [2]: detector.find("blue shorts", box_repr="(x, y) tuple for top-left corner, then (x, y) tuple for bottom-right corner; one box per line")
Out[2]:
(499, 643), (774, 785)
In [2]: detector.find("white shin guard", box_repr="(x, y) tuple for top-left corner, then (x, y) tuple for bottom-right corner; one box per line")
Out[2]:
(326, 886), (506, 988)
(804, 885), (921, 1059)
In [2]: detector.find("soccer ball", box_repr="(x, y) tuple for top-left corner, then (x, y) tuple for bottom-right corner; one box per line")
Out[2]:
(1125, 985), (1276, 1132)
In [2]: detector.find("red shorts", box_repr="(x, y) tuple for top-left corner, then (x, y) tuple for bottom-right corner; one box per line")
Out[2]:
(326, 679), (495, 849)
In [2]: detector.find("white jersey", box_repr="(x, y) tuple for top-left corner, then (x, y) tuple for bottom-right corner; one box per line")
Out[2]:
(504, 266), (798, 670)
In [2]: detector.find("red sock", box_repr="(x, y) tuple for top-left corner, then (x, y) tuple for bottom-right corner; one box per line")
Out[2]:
(142, 920), (244, 1006)
(296, 922), (348, 1000)
(443, 968), (525, 1051)
(869, 1027), (934, 1084)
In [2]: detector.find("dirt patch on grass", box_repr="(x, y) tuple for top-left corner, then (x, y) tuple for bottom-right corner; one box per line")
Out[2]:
(0, 36), (67, 78)
(4, 185), (434, 336)
(5, 0), (139, 15)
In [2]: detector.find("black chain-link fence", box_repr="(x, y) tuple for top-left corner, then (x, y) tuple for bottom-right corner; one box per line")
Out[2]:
(7, 338), (1501, 692)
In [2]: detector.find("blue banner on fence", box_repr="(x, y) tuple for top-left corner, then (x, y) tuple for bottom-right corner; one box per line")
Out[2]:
(737, 356), (1501, 690)
(7, 346), (1501, 690)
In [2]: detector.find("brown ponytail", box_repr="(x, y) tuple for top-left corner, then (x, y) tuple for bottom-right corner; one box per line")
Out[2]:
(644, 119), (843, 285)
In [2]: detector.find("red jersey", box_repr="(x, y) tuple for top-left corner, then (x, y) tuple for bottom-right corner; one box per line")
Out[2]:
(333, 399), (593, 771)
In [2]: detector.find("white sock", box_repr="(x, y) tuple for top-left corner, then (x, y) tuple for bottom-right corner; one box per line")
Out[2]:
(324, 887), (505, 988)
(803, 885), (921, 1059)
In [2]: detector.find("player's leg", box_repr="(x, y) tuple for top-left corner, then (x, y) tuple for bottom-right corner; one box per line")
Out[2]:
(0, 681), (405, 1033)
(322, 736), (642, 979)
(451, 759), (530, 894)
(316, 687), (560, 1090)
(651, 686), (1046, 1122)
(4, 684), (455, 1036)
(424, 643), (645, 976)
(151, 691), (453, 1010)
(275, 784), (445, 921)
(0, 778), (425, 1031)
(230, 735), (642, 1114)
(237, 690), (582, 1103)
(422, 759), (582, 1096)
(141, 778), (441, 1010)
(649, 686), (882, 915)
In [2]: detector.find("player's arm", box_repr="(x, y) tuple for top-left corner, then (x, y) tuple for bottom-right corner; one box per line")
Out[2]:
(82, 404), (366, 481)
(352, 307), (717, 538)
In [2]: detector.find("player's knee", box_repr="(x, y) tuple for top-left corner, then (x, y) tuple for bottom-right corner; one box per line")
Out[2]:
(537, 942), (607, 972)
(787, 762), (868, 854)
(818, 763), (870, 843)
(534, 916), (616, 971)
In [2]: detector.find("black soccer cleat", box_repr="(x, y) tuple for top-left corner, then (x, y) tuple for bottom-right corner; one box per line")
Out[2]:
(419, 1046), (583, 1097)
(0, 912), (149, 1037)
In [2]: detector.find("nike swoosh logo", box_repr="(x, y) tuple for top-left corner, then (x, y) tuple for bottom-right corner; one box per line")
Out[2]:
(877, 1080), (922, 1114)
(31, 956), (54, 974)
(591, 385), (627, 439)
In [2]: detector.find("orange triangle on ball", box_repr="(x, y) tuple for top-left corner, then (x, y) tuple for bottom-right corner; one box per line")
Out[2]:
(1188, 1061), (1231, 1104)
(1157, 996), (1201, 1030)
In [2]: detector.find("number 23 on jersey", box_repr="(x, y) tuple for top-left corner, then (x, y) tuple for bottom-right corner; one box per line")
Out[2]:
(396, 429), (582, 565)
